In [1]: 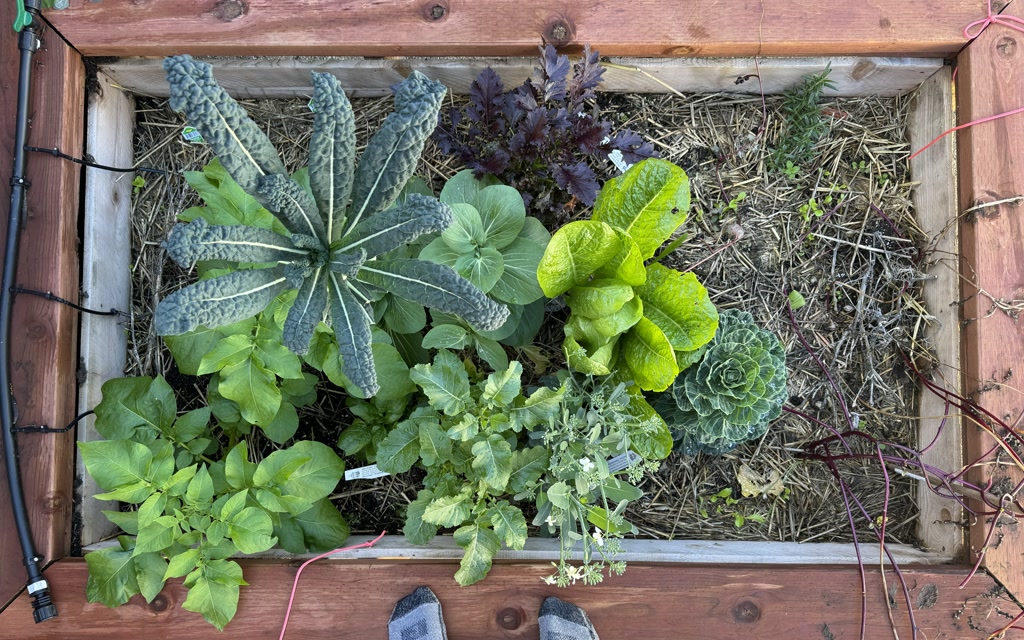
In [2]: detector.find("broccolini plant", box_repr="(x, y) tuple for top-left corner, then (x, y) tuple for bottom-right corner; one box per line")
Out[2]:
(653, 310), (788, 455)
(154, 55), (508, 397)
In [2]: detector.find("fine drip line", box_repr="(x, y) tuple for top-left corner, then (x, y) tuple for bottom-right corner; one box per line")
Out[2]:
(23, 146), (167, 175)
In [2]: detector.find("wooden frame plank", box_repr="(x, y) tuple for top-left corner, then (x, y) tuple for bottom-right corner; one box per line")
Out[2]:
(2, 558), (1019, 638)
(0, 4), (84, 609)
(908, 66), (964, 559)
(956, 2), (1024, 601)
(101, 56), (941, 99)
(46, 0), (983, 58)
(83, 534), (952, 566)
(77, 73), (134, 547)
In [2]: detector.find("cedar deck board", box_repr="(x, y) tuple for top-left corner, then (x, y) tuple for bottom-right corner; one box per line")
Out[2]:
(956, 2), (1024, 601)
(2, 558), (1021, 639)
(0, 4), (84, 610)
(48, 0), (982, 58)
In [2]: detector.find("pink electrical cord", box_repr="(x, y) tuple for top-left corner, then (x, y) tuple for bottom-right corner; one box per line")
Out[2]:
(278, 531), (387, 640)
(908, 1), (1024, 161)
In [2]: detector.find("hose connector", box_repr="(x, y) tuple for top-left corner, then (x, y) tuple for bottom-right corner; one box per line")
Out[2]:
(27, 578), (57, 623)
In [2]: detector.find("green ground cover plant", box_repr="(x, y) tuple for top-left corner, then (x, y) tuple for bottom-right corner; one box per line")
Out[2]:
(81, 376), (347, 630)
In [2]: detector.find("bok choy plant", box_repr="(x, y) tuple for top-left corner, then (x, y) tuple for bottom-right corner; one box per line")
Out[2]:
(154, 56), (509, 397)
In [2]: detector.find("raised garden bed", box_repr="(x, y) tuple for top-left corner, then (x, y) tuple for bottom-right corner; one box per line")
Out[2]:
(71, 52), (969, 625)
(0, 2), (1019, 634)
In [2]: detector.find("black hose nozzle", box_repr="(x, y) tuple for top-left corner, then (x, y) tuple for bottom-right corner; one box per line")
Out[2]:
(27, 578), (57, 623)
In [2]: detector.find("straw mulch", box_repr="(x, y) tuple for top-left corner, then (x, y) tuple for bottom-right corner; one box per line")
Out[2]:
(127, 82), (934, 545)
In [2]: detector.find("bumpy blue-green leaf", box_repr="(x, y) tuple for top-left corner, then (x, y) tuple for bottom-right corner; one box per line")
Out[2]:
(345, 71), (447, 233)
(335, 194), (453, 258)
(326, 248), (366, 279)
(257, 174), (326, 241)
(283, 267), (328, 354)
(154, 269), (289, 336)
(659, 310), (788, 455)
(164, 218), (307, 267)
(357, 259), (509, 332)
(164, 55), (287, 198)
(327, 273), (377, 397)
(309, 72), (356, 243)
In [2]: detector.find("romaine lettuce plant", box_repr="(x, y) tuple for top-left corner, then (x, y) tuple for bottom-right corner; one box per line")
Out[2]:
(434, 44), (656, 219)
(653, 310), (788, 455)
(154, 55), (508, 397)
(81, 376), (348, 630)
(537, 158), (719, 391)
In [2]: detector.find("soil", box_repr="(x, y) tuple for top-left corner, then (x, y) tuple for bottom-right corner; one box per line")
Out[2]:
(124, 84), (932, 545)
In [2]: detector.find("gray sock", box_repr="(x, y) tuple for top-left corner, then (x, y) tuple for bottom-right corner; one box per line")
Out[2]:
(538, 596), (600, 640)
(388, 586), (448, 640)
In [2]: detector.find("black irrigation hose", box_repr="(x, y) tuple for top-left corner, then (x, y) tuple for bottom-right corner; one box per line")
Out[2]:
(3, 0), (58, 624)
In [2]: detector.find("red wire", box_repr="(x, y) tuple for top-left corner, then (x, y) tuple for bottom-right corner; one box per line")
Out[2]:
(278, 531), (387, 640)
(908, 2), (1024, 161)
(908, 105), (1024, 161)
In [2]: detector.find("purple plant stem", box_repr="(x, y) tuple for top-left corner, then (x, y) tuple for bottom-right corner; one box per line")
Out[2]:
(786, 300), (855, 429)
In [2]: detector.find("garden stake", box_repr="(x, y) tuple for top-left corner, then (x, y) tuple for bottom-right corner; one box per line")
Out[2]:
(2, 0), (57, 623)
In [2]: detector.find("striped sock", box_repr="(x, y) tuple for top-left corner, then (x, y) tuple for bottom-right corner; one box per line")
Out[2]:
(538, 596), (600, 640)
(388, 586), (448, 640)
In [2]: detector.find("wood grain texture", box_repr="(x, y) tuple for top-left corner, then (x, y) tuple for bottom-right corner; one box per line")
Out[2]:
(0, 4), (84, 610)
(908, 67), (964, 559)
(956, 5), (1024, 601)
(2, 558), (1021, 639)
(101, 56), (942, 99)
(47, 0), (981, 58)
(78, 73), (134, 547)
(84, 534), (953, 565)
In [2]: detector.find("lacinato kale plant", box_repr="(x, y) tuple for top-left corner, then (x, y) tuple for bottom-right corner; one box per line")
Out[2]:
(653, 310), (788, 455)
(154, 56), (508, 398)
(434, 44), (656, 219)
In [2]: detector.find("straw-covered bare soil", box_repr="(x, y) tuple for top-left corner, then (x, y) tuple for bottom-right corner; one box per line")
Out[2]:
(127, 84), (933, 545)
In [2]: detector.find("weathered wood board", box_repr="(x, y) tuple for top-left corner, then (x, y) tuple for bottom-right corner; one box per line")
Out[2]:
(2, 558), (1020, 638)
(908, 66), (964, 559)
(48, 0), (983, 58)
(956, 1), (1024, 602)
(101, 56), (941, 99)
(0, 3), (84, 609)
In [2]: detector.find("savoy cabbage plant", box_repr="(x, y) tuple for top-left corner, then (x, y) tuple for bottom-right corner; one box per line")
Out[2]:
(154, 56), (508, 397)
(654, 310), (788, 455)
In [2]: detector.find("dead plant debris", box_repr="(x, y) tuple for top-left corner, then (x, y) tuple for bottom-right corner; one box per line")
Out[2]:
(127, 85), (938, 544)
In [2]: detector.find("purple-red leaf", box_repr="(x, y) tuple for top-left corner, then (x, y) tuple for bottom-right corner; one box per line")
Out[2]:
(551, 160), (599, 205)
